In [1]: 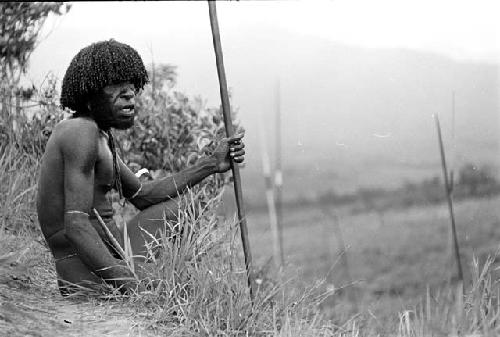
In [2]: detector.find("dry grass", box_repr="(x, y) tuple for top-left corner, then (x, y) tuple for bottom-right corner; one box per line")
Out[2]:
(1, 143), (500, 336)
(115, 188), (338, 335)
(0, 146), (39, 234)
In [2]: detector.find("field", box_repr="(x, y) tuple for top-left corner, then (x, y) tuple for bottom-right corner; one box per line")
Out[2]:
(247, 194), (500, 327)
(2, 144), (500, 335)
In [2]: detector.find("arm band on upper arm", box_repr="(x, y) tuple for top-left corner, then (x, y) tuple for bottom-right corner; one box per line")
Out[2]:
(65, 210), (90, 216)
(127, 183), (142, 200)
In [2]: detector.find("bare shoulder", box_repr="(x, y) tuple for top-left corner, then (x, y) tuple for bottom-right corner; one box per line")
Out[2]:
(53, 118), (100, 159)
(56, 117), (98, 136)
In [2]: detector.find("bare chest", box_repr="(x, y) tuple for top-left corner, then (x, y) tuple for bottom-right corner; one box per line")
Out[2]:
(95, 134), (115, 189)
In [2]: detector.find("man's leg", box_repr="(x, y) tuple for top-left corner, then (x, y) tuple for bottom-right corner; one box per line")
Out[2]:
(55, 257), (106, 296)
(125, 199), (180, 260)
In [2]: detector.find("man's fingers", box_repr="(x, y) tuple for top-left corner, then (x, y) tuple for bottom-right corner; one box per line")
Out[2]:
(229, 143), (245, 151)
(228, 132), (245, 143)
(230, 149), (245, 157)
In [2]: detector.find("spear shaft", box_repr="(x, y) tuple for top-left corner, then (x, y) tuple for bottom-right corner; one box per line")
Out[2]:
(208, 1), (255, 301)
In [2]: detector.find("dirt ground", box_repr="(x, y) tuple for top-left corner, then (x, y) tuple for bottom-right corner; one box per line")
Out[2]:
(0, 235), (155, 337)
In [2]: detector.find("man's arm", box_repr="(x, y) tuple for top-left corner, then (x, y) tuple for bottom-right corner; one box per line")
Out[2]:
(120, 133), (246, 210)
(61, 122), (134, 287)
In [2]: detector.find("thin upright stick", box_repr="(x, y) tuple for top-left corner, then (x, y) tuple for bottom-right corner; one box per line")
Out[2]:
(92, 208), (126, 260)
(433, 114), (464, 285)
(321, 207), (359, 309)
(274, 79), (284, 266)
(208, 1), (255, 301)
(258, 112), (282, 269)
(450, 91), (456, 191)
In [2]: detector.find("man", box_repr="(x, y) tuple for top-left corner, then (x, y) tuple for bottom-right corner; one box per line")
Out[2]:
(36, 39), (245, 295)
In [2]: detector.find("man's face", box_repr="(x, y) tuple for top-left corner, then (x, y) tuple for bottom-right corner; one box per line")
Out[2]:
(92, 82), (137, 130)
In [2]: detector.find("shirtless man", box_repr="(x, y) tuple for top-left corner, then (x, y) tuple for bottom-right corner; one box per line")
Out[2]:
(36, 39), (245, 295)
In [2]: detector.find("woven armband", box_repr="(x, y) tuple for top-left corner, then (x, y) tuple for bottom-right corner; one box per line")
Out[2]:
(65, 210), (90, 216)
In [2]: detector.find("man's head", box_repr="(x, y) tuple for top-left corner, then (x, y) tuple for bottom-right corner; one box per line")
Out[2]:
(60, 39), (148, 130)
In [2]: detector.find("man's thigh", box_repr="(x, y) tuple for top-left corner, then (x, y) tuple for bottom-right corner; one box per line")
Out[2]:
(125, 199), (180, 259)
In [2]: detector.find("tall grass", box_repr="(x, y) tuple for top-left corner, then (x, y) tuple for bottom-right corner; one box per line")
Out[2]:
(395, 254), (500, 336)
(119, 187), (339, 335)
(1, 139), (500, 335)
(0, 144), (39, 234)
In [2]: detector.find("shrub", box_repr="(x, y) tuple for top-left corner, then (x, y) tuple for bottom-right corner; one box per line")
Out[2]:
(1, 2), (70, 152)
(117, 65), (229, 172)
(1, 72), (70, 157)
(116, 64), (239, 202)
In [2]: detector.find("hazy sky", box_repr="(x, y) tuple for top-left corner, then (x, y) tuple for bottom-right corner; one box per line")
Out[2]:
(26, 0), (500, 130)
(30, 0), (500, 86)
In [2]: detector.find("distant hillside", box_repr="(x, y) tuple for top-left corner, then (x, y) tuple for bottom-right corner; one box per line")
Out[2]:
(27, 20), (498, 207)
(224, 32), (500, 206)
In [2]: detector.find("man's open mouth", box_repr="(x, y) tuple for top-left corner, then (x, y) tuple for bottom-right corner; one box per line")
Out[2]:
(121, 105), (135, 116)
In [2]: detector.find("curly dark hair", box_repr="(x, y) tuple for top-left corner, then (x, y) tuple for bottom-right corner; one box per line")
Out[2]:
(60, 39), (148, 114)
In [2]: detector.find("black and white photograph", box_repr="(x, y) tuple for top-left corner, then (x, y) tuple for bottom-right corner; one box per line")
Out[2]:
(1, 1), (500, 335)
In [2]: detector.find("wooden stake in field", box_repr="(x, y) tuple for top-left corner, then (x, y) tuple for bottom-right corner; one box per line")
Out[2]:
(274, 79), (285, 267)
(321, 207), (359, 309)
(449, 91), (456, 191)
(433, 114), (464, 288)
(258, 112), (282, 269)
(208, 1), (255, 301)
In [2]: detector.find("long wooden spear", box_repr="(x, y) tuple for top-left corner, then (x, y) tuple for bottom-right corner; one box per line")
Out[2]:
(208, 1), (255, 301)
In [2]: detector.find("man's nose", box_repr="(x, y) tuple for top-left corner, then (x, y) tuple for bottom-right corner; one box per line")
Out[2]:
(122, 90), (135, 102)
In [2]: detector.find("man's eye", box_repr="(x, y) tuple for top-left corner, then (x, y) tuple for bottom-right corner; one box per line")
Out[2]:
(119, 89), (135, 96)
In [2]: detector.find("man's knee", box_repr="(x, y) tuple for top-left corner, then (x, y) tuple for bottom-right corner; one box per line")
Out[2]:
(125, 199), (182, 256)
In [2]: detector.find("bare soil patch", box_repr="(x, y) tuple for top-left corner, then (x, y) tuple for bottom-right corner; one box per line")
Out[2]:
(0, 234), (155, 337)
